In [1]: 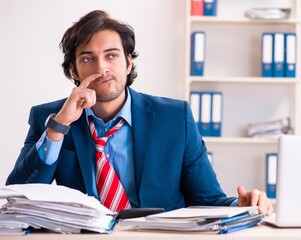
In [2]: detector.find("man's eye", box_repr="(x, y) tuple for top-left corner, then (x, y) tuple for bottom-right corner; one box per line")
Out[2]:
(82, 57), (93, 62)
(107, 54), (118, 60)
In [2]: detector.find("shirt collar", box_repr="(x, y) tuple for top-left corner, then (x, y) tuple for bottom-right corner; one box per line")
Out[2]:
(85, 88), (132, 126)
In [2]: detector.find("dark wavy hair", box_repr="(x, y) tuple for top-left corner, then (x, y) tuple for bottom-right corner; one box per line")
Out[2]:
(60, 10), (138, 86)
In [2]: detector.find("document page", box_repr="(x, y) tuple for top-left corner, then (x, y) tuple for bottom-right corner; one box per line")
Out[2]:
(147, 206), (258, 220)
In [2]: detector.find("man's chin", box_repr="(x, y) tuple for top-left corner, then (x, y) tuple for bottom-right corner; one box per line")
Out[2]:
(96, 90), (124, 103)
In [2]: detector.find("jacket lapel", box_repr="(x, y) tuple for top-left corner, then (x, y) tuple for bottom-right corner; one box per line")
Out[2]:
(71, 112), (98, 198)
(129, 88), (155, 204)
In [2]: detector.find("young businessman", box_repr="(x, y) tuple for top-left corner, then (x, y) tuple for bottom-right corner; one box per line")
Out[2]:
(6, 10), (272, 214)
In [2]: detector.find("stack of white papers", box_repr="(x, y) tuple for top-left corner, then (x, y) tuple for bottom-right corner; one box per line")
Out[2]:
(0, 214), (30, 235)
(245, 8), (291, 20)
(120, 206), (261, 233)
(247, 117), (293, 138)
(0, 184), (115, 234)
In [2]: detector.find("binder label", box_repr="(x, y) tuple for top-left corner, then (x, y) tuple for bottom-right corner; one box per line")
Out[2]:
(262, 35), (273, 64)
(201, 93), (211, 123)
(274, 33), (284, 62)
(194, 33), (205, 62)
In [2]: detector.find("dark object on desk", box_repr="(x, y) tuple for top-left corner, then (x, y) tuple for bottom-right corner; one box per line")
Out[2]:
(115, 208), (165, 220)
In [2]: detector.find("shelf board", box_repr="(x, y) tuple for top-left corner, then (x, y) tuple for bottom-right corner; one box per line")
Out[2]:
(189, 76), (300, 84)
(190, 16), (300, 24)
(203, 137), (278, 144)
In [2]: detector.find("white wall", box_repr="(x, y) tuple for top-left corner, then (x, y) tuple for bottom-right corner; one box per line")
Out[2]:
(0, 0), (186, 186)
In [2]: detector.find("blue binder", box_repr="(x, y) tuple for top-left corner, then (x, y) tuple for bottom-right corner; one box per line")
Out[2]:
(210, 92), (223, 137)
(266, 153), (277, 199)
(261, 33), (274, 77)
(191, 32), (205, 76)
(284, 33), (296, 78)
(204, 0), (217, 16)
(273, 33), (285, 77)
(200, 92), (212, 136)
(190, 92), (202, 134)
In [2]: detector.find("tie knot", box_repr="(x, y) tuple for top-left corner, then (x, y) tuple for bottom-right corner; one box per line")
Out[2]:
(88, 116), (125, 145)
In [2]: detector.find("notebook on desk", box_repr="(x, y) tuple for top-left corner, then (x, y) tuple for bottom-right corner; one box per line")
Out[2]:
(263, 135), (301, 227)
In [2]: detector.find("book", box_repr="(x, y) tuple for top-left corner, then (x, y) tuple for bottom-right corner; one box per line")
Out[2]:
(191, 31), (205, 76)
(273, 33), (285, 77)
(200, 92), (212, 136)
(211, 92), (223, 137)
(285, 33), (296, 78)
(189, 91), (223, 137)
(261, 33), (274, 77)
(204, 0), (217, 16)
(190, 92), (202, 134)
(191, 0), (204, 16)
(261, 32), (297, 78)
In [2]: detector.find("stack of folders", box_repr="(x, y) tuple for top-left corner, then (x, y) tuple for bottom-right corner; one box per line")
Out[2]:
(120, 206), (264, 234)
(190, 91), (223, 137)
(191, 0), (218, 16)
(262, 32), (297, 78)
(0, 184), (116, 235)
(266, 153), (278, 199)
(247, 117), (293, 138)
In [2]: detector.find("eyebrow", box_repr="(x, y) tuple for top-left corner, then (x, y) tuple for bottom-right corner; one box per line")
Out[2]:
(78, 48), (121, 56)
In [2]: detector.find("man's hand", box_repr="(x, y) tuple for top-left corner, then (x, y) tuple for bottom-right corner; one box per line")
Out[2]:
(237, 185), (273, 216)
(46, 73), (101, 141)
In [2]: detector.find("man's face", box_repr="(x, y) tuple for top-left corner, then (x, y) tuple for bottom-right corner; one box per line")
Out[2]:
(72, 29), (132, 102)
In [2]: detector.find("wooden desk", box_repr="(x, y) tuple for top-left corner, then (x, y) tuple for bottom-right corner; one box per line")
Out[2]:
(0, 224), (301, 240)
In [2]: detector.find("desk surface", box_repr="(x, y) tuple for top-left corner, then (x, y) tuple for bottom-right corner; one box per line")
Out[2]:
(1, 224), (301, 240)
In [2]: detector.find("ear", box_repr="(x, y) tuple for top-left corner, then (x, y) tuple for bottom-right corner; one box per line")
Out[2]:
(70, 63), (79, 80)
(126, 55), (133, 75)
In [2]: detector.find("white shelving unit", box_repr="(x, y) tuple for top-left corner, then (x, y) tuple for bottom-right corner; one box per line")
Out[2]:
(185, 0), (300, 196)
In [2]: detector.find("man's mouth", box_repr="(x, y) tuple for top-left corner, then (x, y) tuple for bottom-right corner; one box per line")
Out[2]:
(96, 76), (114, 83)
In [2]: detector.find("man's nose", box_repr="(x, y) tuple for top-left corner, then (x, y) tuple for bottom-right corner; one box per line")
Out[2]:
(96, 59), (110, 76)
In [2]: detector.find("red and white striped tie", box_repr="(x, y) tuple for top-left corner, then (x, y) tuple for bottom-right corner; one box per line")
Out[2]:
(88, 117), (131, 212)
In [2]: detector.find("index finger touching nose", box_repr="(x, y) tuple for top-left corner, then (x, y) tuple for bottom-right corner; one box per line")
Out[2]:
(78, 73), (102, 89)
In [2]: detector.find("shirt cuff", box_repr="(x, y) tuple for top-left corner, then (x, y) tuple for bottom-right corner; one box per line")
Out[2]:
(230, 199), (238, 206)
(36, 131), (63, 165)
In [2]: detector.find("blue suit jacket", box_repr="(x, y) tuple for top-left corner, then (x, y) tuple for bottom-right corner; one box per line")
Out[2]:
(6, 88), (236, 210)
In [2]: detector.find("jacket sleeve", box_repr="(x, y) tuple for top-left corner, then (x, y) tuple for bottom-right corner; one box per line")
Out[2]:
(180, 101), (237, 206)
(6, 107), (58, 185)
